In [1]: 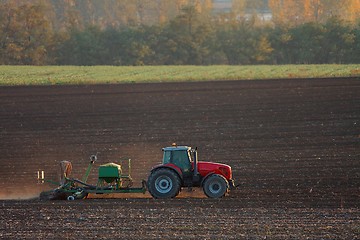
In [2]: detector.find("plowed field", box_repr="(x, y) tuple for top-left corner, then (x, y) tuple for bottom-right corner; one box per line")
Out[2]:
(0, 78), (359, 239)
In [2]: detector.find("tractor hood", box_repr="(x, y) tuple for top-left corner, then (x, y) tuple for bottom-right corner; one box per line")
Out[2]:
(196, 161), (233, 180)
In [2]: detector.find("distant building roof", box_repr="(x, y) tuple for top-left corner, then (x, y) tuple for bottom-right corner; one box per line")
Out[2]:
(212, 0), (272, 20)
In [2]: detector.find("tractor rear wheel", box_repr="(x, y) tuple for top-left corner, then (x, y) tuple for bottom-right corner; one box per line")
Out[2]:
(203, 174), (229, 198)
(147, 168), (181, 199)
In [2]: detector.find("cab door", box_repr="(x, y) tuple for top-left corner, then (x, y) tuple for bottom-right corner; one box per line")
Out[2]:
(171, 150), (192, 178)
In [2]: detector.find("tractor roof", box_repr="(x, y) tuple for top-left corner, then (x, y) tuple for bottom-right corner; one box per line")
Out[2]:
(162, 146), (190, 151)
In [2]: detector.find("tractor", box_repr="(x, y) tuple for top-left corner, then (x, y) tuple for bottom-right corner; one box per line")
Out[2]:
(147, 144), (235, 198)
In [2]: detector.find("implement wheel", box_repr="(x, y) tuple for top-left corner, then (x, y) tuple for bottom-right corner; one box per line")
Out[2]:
(147, 168), (181, 199)
(203, 174), (229, 198)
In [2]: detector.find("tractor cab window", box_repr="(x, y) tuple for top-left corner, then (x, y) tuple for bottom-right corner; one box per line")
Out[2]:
(172, 150), (191, 173)
(163, 151), (171, 164)
(163, 150), (191, 174)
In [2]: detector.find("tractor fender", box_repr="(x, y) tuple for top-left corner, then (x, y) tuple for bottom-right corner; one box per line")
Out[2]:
(150, 163), (183, 181)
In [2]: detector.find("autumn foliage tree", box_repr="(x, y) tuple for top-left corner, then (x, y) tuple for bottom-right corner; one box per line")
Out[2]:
(0, 1), (359, 65)
(216, 19), (273, 64)
(0, 3), (54, 65)
(269, 0), (360, 25)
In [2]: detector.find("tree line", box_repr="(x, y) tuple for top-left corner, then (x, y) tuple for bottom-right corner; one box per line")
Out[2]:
(0, 2), (359, 65)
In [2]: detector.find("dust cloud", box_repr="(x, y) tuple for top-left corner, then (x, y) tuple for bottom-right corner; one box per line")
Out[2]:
(0, 186), (42, 200)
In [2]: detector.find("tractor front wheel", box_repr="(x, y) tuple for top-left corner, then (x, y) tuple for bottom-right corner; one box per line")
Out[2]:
(147, 168), (181, 199)
(203, 174), (229, 198)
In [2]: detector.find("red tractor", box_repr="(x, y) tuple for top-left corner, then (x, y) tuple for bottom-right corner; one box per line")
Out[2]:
(147, 144), (235, 198)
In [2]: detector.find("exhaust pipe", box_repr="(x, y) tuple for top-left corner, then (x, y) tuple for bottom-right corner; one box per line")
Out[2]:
(192, 147), (200, 184)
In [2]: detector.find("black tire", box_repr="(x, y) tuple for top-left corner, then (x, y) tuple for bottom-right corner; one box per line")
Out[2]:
(203, 174), (229, 198)
(147, 168), (181, 199)
(67, 195), (75, 201)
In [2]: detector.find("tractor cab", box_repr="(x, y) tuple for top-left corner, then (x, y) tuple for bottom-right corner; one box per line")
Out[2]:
(162, 146), (193, 175)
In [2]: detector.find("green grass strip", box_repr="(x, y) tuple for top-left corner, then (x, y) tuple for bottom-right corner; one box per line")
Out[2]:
(0, 65), (359, 86)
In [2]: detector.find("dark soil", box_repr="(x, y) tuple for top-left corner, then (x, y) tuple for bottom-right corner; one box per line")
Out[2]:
(0, 78), (359, 239)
